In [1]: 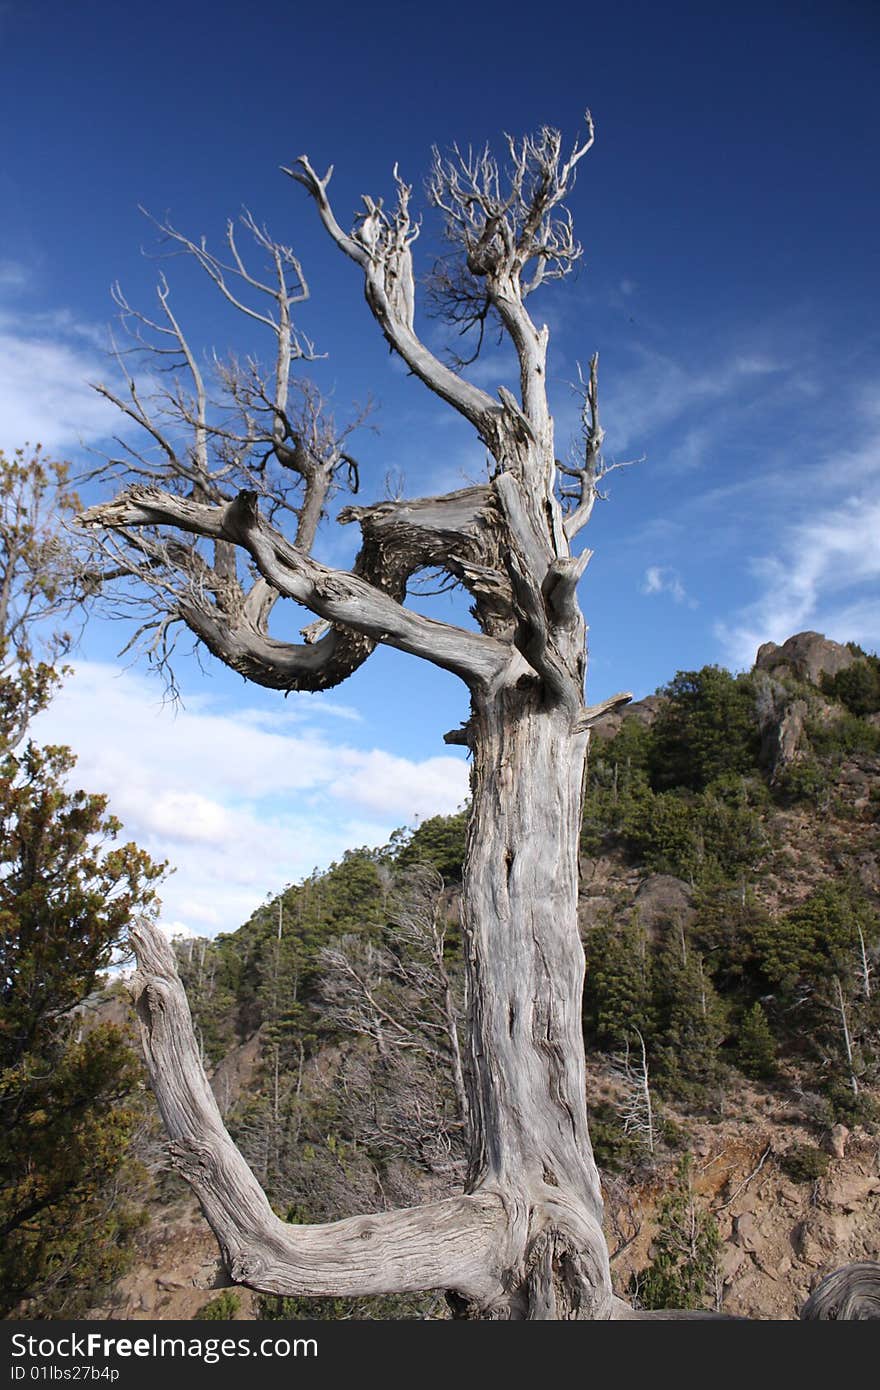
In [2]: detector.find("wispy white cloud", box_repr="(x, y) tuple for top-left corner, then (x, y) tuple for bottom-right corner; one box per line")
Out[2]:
(642, 565), (695, 607)
(548, 334), (792, 477)
(32, 661), (469, 937)
(236, 697), (363, 728)
(601, 342), (787, 457)
(710, 377), (880, 670)
(460, 344), (519, 391)
(716, 490), (880, 670)
(0, 308), (116, 452)
(327, 749), (468, 818)
(158, 920), (201, 943)
(0, 260), (29, 291)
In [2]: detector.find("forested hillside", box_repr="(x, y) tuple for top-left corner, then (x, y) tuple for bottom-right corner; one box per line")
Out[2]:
(10, 631), (880, 1320)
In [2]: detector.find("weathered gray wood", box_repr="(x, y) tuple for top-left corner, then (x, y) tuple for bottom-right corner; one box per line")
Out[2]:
(285, 158), (501, 437)
(455, 694), (611, 1316)
(81, 486), (510, 691)
(129, 918), (508, 1303)
(800, 1263), (880, 1319)
(86, 118), (855, 1321)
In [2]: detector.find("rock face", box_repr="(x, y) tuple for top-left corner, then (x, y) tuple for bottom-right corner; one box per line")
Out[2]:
(633, 874), (695, 937)
(823, 1125), (850, 1160)
(591, 693), (666, 742)
(755, 632), (857, 687)
(604, 1122), (880, 1321)
(761, 695), (810, 779)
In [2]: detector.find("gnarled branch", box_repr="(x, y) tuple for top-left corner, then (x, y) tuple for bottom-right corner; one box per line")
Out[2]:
(80, 486), (511, 690)
(87, 212), (371, 656)
(128, 918), (506, 1303)
(562, 354), (638, 540)
(428, 117), (594, 428)
(285, 156), (501, 439)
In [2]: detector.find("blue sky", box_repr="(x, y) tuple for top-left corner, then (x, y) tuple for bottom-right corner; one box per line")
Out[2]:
(2, 0), (878, 933)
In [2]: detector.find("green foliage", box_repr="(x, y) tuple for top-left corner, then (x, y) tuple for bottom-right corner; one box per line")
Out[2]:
(648, 667), (761, 793)
(583, 722), (653, 858)
(636, 1156), (720, 1311)
(650, 934), (727, 1100)
(173, 934), (242, 1065)
(0, 741), (162, 1063)
(615, 777), (769, 884)
(0, 1024), (148, 1317)
(586, 1099), (644, 1173)
(584, 912), (728, 1104)
(0, 447), (80, 646)
(582, 665), (778, 893)
(821, 655), (880, 717)
(745, 883), (880, 1098)
(196, 1290), (241, 1319)
(0, 446), (161, 1317)
(753, 881), (879, 992)
(583, 916), (653, 1047)
(392, 809), (469, 883)
(690, 887), (773, 996)
(780, 1145), (830, 1183)
(821, 1080), (879, 1128)
(618, 787), (702, 879)
(807, 712), (880, 759)
(736, 1002), (777, 1080)
(176, 847), (394, 1066)
(773, 755), (831, 808)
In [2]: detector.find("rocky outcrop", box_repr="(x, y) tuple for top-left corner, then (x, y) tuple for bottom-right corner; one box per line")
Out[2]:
(633, 874), (695, 936)
(760, 696), (810, 780)
(591, 693), (666, 742)
(604, 1115), (880, 1321)
(755, 632), (856, 687)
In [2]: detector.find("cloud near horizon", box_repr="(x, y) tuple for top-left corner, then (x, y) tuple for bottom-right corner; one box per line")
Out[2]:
(32, 661), (469, 938)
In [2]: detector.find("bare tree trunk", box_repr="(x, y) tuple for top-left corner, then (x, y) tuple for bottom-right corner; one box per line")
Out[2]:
(457, 692), (611, 1318)
(613, 1029), (654, 1155)
(857, 924), (872, 1000)
(440, 962), (468, 1134)
(801, 1262), (880, 1319)
(833, 974), (859, 1096)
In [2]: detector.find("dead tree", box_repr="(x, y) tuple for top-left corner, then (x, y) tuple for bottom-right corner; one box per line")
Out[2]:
(317, 867), (467, 1182)
(80, 119), (869, 1319)
(611, 1029), (655, 1156)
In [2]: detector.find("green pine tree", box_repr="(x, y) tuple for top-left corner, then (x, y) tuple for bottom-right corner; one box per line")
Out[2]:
(583, 914), (653, 1049)
(0, 445), (164, 1316)
(736, 1002), (777, 1080)
(636, 1156), (720, 1311)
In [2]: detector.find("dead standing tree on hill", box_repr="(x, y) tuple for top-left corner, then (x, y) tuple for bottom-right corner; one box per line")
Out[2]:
(79, 119), (875, 1319)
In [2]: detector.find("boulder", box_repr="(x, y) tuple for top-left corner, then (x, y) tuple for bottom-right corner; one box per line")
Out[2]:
(763, 697), (809, 778)
(733, 1213), (761, 1252)
(591, 693), (666, 742)
(755, 632), (856, 687)
(821, 1123), (849, 1160)
(633, 874), (695, 935)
